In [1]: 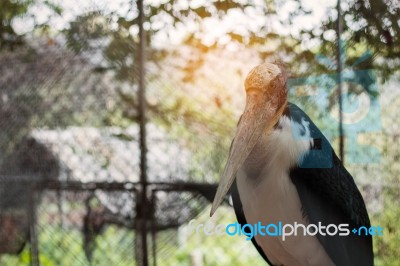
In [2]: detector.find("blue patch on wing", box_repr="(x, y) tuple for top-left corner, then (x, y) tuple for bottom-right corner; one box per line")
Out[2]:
(287, 103), (333, 168)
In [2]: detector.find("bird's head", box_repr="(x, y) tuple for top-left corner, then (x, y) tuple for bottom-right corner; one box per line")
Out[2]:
(210, 62), (288, 216)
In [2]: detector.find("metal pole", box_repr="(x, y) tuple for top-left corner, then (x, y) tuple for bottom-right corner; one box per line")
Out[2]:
(151, 191), (157, 266)
(137, 0), (149, 265)
(28, 186), (39, 266)
(337, 0), (345, 162)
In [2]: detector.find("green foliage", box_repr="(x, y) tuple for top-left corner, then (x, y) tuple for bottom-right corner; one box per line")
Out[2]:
(0, 224), (135, 266)
(157, 207), (265, 266)
(65, 12), (112, 54)
(290, 0), (400, 80)
(373, 194), (400, 266)
(0, 0), (62, 50)
(0, 0), (32, 49)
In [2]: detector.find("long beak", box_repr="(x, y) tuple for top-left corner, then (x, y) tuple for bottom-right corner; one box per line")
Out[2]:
(210, 92), (286, 217)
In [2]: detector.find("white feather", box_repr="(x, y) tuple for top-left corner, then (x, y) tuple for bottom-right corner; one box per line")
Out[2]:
(237, 116), (334, 266)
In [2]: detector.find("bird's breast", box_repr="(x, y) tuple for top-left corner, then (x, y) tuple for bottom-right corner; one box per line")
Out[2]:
(236, 116), (334, 266)
(242, 115), (314, 181)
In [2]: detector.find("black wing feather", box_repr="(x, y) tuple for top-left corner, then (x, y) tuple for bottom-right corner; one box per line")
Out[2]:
(288, 103), (373, 266)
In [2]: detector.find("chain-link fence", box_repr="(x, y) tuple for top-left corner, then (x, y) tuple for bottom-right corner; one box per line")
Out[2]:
(0, 0), (399, 265)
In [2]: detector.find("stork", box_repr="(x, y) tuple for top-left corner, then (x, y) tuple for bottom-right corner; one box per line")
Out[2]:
(210, 63), (373, 266)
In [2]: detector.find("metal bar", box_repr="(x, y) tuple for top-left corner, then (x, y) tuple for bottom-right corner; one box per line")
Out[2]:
(151, 185), (218, 193)
(0, 179), (139, 191)
(151, 191), (157, 266)
(137, 1), (147, 183)
(28, 186), (39, 266)
(337, 0), (345, 162)
(137, 0), (149, 264)
(0, 176), (218, 192)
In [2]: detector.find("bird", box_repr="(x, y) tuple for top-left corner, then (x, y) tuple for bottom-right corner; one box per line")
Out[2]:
(210, 62), (373, 266)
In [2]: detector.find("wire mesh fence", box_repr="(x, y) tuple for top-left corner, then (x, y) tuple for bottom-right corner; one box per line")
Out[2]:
(0, 180), (396, 266)
(0, 178), (271, 265)
(0, 0), (399, 265)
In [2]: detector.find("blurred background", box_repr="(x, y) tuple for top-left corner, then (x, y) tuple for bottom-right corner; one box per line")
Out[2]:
(0, 0), (399, 265)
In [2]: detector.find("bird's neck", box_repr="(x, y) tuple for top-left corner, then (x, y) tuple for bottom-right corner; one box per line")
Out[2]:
(242, 115), (314, 180)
